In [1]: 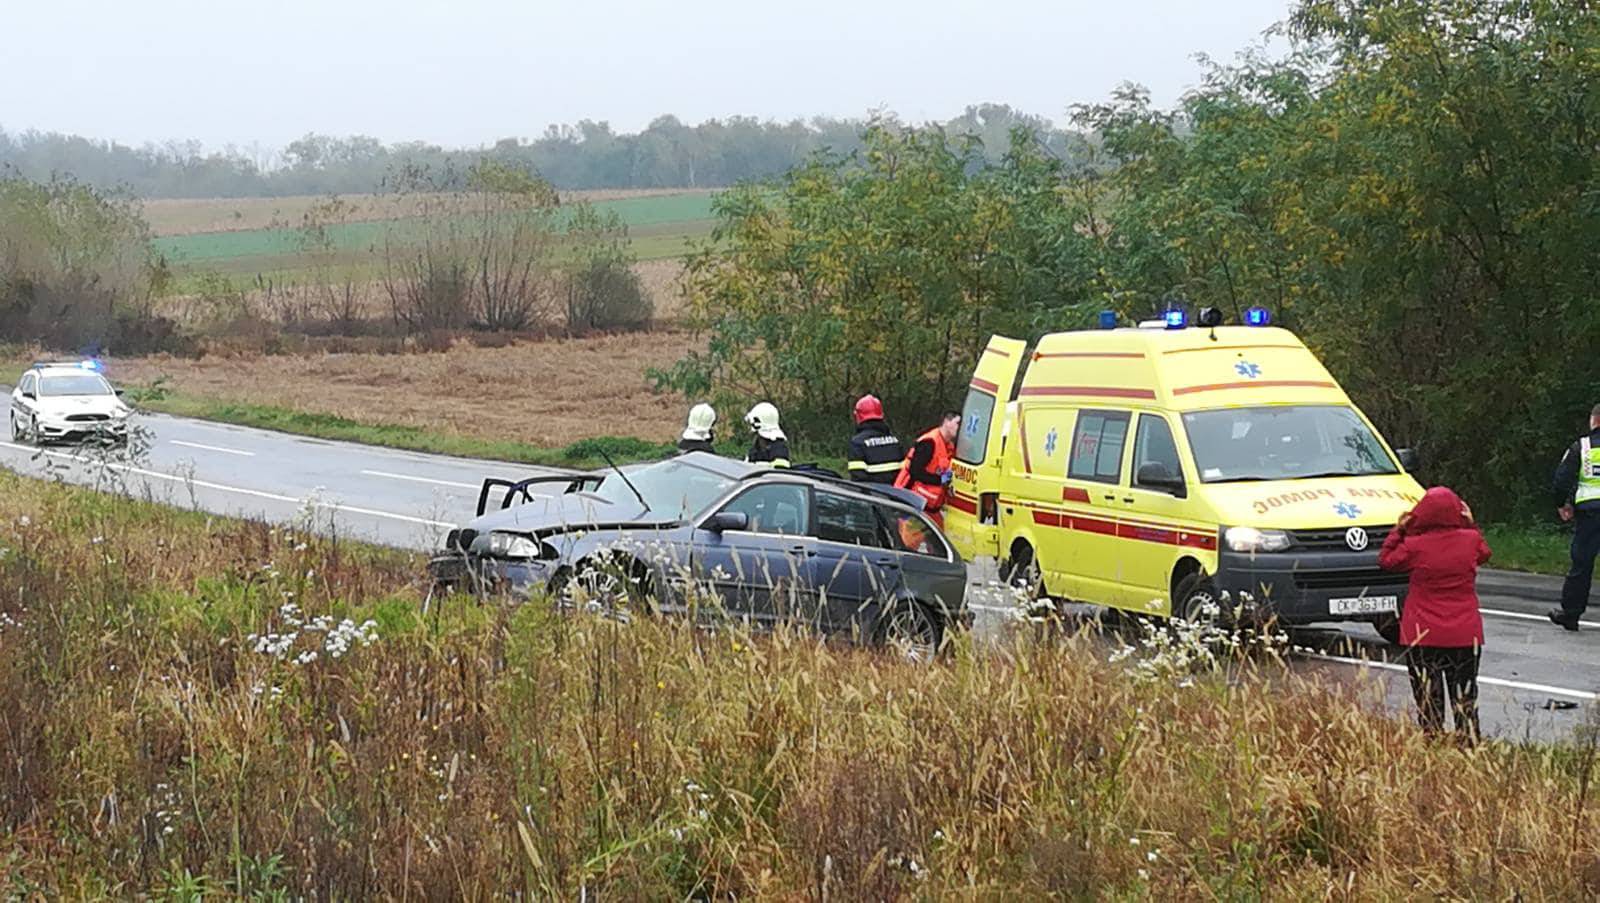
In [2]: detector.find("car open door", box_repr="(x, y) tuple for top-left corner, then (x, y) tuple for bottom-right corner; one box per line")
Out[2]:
(946, 335), (1027, 561)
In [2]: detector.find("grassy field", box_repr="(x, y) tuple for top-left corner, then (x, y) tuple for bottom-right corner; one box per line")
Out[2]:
(111, 332), (693, 449)
(3, 471), (1598, 897)
(1483, 523), (1575, 577)
(141, 188), (712, 237)
(149, 191), (717, 284)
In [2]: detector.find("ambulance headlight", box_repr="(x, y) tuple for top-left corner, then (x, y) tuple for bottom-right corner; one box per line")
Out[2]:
(1224, 526), (1292, 553)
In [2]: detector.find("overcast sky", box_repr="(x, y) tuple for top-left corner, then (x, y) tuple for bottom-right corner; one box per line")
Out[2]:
(2, 0), (1291, 150)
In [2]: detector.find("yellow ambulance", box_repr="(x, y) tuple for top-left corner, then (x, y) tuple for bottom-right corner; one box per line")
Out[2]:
(945, 310), (1425, 642)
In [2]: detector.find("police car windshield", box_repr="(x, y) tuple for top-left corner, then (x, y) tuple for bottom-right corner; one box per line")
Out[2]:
(1182, 405), (1398, 484)
(38, 373), (114, 397)
(587, 459), (736, 518)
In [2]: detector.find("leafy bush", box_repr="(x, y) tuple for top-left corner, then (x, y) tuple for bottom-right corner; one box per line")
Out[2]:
(562, 202), (653, 334)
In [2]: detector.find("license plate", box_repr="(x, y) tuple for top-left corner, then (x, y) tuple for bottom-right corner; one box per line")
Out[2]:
(1328, 595), (1398, 615)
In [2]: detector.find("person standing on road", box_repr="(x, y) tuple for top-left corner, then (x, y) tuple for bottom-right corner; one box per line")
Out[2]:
(743, 402), (791, 467)
(677, 403), (718, 455)
(1378, 486), (1490, 743)
(895, 410), (961, 527)
(846, 395), (903, 484)
(1549, 404), (1600, 631)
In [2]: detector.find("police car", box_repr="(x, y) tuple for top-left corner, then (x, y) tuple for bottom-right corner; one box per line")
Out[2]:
(9, 360), (133, 445)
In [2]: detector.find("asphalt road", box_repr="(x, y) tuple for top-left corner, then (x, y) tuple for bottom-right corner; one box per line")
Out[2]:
(2, 407), (1595, 743)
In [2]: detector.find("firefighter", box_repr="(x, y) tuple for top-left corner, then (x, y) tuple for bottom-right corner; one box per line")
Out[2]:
(846, 394), (903, 484)
(677, 403), (717, 455)
(743, 401), (791, 467)
(895, 410), (961, 526)
(1550, 403), (1600, 631)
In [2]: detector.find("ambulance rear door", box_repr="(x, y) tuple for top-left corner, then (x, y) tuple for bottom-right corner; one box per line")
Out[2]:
(947, 335), (1027, 560)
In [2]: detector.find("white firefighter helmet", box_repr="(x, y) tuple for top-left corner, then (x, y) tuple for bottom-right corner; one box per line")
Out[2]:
(744, 401), (785, 441)
(682, 403), (717, 441)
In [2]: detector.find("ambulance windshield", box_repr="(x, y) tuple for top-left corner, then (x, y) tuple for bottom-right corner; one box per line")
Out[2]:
(1182, 405), (1398, 484)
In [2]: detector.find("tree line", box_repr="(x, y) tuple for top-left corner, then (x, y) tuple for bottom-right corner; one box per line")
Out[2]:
(658, 0), (1600, 521)
(0, 105), (1089, 199)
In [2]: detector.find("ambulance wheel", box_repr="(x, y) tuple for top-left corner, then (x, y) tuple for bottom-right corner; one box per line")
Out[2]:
(1000, 543), (1043, 599)
(1373, 614), (1402, 645)
(1174, 573), (1227, 628)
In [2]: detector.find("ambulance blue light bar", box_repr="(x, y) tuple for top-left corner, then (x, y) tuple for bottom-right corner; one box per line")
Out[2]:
(1164, 310), (1187, 330)
(1098, 310), (1118, 330)
(1244, 306), (1272, 327)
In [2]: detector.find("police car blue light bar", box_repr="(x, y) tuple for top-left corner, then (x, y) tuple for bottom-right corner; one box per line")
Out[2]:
(1244, 306), (1272, 327)
(1163, 310), (1187, 329)
(78, 359), (102, 371)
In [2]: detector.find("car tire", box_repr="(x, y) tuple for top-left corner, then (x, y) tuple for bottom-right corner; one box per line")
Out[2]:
(556, 557), (653, 620)
(1173, 572), (1228, 628)
(999, 543), (1049, 608)
(1373, 614), (1402, 645)
(880, 601), (944, 663)
(8, 413), (23, 444)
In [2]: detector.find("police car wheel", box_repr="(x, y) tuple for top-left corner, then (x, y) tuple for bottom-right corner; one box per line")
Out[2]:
(8, 413), (23, 443)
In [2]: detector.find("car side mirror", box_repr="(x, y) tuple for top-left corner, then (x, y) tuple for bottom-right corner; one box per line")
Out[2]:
(115, 388), (125, 397)
(705, 511), (748, 533)
(1136, 462), (1186, 496)
(1396, 448), (1419, 472)
(22, 391), (34, 401)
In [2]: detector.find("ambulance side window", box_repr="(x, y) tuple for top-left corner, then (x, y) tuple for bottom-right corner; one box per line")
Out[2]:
(955, 389), (997, 465)
(1132, 414), (1185, 493)
(1068, 411), (1130, 484)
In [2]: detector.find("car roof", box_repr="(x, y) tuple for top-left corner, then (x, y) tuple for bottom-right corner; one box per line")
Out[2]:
(671, 452), (925, 513)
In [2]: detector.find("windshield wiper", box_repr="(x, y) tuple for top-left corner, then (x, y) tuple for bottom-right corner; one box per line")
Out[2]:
(1207, 475), (1277, 484)
(599, 449), (651, 513)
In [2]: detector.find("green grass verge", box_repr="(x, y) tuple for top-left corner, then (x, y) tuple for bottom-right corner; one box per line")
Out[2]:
(132, 391), (845, 473)
(1482, 523), (1575, 577)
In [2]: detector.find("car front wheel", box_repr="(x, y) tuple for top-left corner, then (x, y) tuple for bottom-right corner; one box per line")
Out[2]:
(881, 602), (943, 663)
(10, 413), (30, 444)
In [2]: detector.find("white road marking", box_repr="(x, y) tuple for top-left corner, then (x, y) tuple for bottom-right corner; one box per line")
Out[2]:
(0, 441), (452, 529)
(1304, 651), (1597, 701)
(171, 439), (255, 457)
(1481, 607), (1600, 630)
(361, 469), (478, 490)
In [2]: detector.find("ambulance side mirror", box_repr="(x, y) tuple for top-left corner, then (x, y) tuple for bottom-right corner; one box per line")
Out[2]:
(1396, 448), (1419, 472)
(1135, 463), (1187, 497)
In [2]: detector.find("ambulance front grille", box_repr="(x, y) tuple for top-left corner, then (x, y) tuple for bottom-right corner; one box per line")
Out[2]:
(1288, 526), (1391, 551)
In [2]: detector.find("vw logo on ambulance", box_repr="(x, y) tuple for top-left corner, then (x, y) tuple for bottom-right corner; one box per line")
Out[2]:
(945, 305), (1424, 646)
(1344, 527), (1369, 551)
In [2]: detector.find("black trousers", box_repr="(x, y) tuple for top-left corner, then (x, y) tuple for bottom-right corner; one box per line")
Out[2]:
(1562, 509), (1600, 617)
(1406, 645), (1480, 740)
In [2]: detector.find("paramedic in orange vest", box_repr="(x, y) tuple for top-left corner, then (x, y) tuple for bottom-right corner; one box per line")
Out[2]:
(895, 410), (961, 526)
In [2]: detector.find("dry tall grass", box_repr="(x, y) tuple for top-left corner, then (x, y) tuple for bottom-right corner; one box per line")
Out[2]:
(2, 471), (1598, 898)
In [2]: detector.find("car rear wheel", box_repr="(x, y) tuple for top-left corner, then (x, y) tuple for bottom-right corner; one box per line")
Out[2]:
(881, 602), (943, 663)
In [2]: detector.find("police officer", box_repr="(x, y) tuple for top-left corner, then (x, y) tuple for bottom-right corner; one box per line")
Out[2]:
(846, 395), (903, 484)
(1550, 403), (1600, 631)
(743, 401), (791, 467)
(677, 403), (717, 455)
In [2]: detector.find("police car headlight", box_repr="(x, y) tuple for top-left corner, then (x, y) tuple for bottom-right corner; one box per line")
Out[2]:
(1224, 526), (1292, 553)
(487, 532), (541, 560)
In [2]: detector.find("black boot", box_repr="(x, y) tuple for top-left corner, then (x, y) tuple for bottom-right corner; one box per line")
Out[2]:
(1549, 608), (1580, 632)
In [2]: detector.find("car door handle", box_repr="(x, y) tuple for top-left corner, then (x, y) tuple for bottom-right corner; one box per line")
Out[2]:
(872, 557), (902, 569)
(1121, 497), (1135, 505)
(787, 545), (816, 557)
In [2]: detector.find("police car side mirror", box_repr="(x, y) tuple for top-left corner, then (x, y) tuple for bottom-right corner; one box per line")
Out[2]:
(705, 511), (748, 533)
(1396, 448), (1419, 472)
(1136, 463), (1186, 496)
(21, 391), (34, 400)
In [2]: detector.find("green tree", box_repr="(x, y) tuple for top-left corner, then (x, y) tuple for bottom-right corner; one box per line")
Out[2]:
(654, 124), (1100, 441)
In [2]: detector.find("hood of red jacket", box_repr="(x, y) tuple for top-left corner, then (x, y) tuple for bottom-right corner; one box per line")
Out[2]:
(1408, 486), (1471, 533)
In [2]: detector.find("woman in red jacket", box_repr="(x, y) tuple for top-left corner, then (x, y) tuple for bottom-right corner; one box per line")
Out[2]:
(1378, 486), (1491, 742)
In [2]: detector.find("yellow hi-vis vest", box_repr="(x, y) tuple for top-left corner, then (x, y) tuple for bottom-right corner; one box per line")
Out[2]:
(1578, 438), (1600, 506)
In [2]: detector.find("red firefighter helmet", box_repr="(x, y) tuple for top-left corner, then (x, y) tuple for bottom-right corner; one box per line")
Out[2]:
(853, 394), (884, 426)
